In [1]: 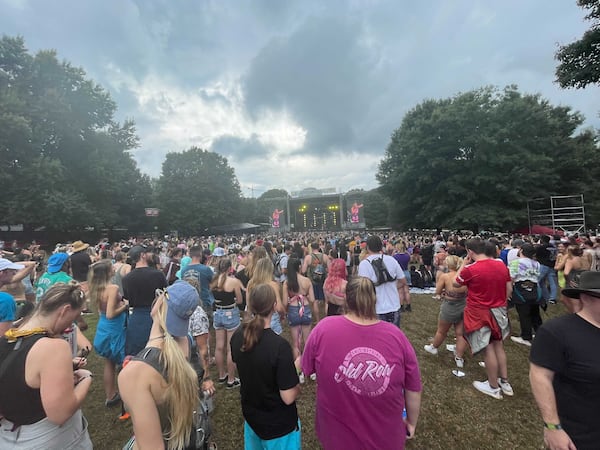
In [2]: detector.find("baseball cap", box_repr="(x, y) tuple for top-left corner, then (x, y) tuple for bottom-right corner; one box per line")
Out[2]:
(47, 253), (69, 274)
(128, 245), (147, 262)
(212, 247), (226, 257)
(165, 281), (200, 337)
(0, 258), (24, 272)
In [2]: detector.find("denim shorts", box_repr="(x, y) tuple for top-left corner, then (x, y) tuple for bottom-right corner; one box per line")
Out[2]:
(213, 307), (240, 331)
(378, 309), (401, 327)
(288, 304), (312, 327)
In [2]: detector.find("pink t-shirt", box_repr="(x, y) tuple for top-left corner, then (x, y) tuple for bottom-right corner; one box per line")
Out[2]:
(456, 259), (511, 309)
(302, 316), (422, 450)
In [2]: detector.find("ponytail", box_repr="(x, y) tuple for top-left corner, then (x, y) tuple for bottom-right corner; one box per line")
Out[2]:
(241, 284), (275, 352)
(155, 293), (198, 450)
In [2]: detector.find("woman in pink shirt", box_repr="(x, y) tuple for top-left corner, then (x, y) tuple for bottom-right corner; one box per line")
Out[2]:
(302, 277), (422, 450)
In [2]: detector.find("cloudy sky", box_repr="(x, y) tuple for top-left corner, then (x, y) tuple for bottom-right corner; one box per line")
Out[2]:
(1, 0), (598, 196)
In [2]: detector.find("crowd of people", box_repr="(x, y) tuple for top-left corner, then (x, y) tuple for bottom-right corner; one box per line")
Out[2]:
(0, 229), (599, 449)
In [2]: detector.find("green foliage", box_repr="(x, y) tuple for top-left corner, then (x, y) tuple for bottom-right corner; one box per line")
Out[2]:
(378, 86), (600, 231)
(156, 147), (242, 234)
(363, 188), (390, 227)
(555, 0), (600, 88)
(0, 35), (150, 231)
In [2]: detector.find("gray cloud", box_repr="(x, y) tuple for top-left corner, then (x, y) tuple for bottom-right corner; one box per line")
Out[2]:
(1, 0), (598, 193)
(211, 134), (266, 162)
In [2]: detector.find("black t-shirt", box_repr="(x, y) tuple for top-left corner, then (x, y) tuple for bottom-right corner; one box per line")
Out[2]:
(231, 327), (299, 440)
(535, 244), (555, 268)
(421, 245), (434, 264)
(70, 251), (91, 282)
(122, 267), (167, 307)
(530, 314), (600, 449)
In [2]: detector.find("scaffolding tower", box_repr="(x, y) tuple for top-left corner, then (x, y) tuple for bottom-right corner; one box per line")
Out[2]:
(527, 195), (586, 235)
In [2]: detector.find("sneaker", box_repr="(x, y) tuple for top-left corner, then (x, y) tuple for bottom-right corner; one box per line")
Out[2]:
(217, 375), (228, 384)
(548, 299), (557, 305)
(478, 361), (486, 368)
(310, 373), (317, 381)
(498, 378), (514, 396)
(400, 305), (406, 312)
(226, 378), (241, 389)
(424, 344), (438, 355)
(473, 380), (502, 399)
(445, 344), (456, 352)
(404, 304), (412, 312)
(454, 356), (464, 369)
(510, 336), (532, 347)
(105, 392), (121, 407)
(298, 373), (305, 384)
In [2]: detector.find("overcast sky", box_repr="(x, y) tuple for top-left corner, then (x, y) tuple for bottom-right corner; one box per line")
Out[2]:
(1, 0), (598, 197)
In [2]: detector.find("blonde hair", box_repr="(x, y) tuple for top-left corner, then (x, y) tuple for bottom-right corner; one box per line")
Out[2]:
(345, 277), (377, 320)
(155, 291), (198, 450)
(445, 255), (462, 271)
(247, 257), (274, 293)
(87, 259), (113, 312)
(246, 246), (268, 278)
(37, 282), (86, 316)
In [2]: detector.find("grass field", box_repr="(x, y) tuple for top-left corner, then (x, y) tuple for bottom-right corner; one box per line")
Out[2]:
(81, 294), (559, 449)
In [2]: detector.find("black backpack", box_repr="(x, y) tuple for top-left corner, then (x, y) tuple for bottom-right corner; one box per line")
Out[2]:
(370, 256), (397, 286)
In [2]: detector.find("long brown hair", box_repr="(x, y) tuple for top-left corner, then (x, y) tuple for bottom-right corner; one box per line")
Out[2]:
(241, 284), (275, 352)
(87, 259), (113, 311)
(210, 258), (232, 291)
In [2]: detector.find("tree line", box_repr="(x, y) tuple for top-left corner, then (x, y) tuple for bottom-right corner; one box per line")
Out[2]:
(2, 2), (599, 235)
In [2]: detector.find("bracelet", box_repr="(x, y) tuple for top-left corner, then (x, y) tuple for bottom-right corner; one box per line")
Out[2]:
(544, 422), (563, 430)
(76, 374), (93, 385)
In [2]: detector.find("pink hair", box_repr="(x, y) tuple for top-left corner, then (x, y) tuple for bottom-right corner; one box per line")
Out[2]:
(324, 258), (347, 294)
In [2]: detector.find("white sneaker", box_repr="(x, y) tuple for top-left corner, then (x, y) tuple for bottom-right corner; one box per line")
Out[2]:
(510, 336), (532, 347)
(309, 373), (317, 381)
(473, 380), (503, 399)
(298, 373), (305, 384)
(498, 378), (514, 396)
(446, 344), (456, 352)
(424, 344), (438, 355)
(478, 361), (486, 368)
(454, 356), (464, 369)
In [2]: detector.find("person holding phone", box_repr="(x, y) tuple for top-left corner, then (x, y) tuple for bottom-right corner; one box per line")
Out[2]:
(0, 283), (93, 449)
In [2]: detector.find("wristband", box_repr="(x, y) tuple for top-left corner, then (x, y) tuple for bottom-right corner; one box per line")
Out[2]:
(544, 422), (563, 430)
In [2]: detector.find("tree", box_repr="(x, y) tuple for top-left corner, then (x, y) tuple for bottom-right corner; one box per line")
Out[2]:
(363, 188), (390, 228)
(255, 189), (289, 225)
(555, 0), (600, 88)
(377, 86), (600, 231)
(0, 36), (149, 231)
(156, 148), (242, 234)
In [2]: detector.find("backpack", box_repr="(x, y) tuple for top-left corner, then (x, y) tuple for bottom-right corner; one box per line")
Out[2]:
(308, 253), (326, 283)
(273, 254), (283, 278)
(370, 256), (397, 286)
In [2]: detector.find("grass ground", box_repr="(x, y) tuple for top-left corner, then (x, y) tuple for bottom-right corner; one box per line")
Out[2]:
(82, 294), (559, 449)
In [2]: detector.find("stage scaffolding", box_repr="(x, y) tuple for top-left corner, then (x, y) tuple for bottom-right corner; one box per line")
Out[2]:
(527, 195), (586, 235)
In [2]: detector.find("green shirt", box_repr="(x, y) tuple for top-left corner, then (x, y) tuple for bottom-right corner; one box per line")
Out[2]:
(35, 272), (73, 302)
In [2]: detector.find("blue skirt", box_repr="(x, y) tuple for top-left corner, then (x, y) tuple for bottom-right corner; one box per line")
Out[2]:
(94, 312), (126, 365)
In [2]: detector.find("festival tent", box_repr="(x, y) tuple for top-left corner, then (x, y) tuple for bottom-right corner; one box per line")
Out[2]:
(512, 224), (564, 236)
